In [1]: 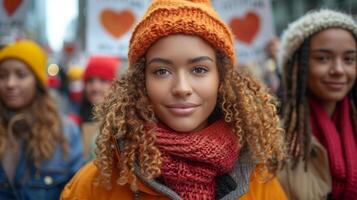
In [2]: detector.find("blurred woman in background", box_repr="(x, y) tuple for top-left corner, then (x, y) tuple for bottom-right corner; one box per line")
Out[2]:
(0, 40), (84, 200)
(278, 9), (357, 200)
(79, 55), (119, 160)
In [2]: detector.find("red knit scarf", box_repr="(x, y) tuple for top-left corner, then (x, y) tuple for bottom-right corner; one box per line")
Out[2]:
(154, 119), (239, 200)
(309, 97), (357, 199)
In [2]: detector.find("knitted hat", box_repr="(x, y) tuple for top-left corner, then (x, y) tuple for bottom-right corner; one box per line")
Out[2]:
(83, 55), (120, 82)
(278, 9), (357, 70)
(0, 40), (48, 86)
(128, 0), (236, 66)
(67, 65), (84, 81)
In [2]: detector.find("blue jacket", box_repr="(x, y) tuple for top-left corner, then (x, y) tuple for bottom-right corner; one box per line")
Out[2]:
(0, 119), (85, 200)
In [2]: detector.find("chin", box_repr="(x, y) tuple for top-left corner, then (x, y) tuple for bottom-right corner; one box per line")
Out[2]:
(326, 94), (347, 102)
(165, 121), (206, 133)
(4, 103), (22, 110)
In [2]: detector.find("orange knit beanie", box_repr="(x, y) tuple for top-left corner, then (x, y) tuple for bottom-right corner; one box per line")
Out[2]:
(128, 0), (236, 66)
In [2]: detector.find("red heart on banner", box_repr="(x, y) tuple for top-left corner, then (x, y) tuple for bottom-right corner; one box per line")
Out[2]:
(100, 9), (135, 39)
(230, 11), (260, 45)
(3, 0), (22, 17)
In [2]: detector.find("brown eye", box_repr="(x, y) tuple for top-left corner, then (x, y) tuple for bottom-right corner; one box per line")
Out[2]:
(0, 72), (7, 79)
(314, 55), (330, 63)
(154, 68), (170, 76)
(193, 66), (208, 74)
(344, 56), (356, 65)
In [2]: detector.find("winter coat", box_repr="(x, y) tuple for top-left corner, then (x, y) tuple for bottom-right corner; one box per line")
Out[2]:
(278, 136), (332, 200)
(0, 119), (85, 200)
(61, 149), (287, 200)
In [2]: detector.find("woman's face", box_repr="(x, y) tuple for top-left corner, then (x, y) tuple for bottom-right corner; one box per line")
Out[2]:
(308, 28), (357, 105)
(0, 59), (37, 110)
(145, 34), (220, 132)
(85, 77), (112, 105)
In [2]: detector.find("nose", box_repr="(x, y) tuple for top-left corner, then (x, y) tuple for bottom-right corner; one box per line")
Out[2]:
(171, 72), (192, 97)
(87, 78), (104, 92)
(5, 75), (17, 88)
(91, 79), (102, 90)
(330, 58), (345, 75)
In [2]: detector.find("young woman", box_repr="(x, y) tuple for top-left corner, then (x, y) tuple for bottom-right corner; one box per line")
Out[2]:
(79, 55), (119, 160)
(0, 40), (84, 199)
(277, 9), (357, 200)
(61, 0), (286, 199)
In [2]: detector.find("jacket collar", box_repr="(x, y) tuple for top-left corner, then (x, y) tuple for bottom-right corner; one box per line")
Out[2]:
(131, 147), (255, 200)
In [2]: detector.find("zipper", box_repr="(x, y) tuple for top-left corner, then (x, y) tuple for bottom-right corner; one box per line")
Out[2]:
(134, 191), (140, 200)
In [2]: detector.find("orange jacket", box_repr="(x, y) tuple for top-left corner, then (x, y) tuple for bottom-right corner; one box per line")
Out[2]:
(61, 162), (287, 200)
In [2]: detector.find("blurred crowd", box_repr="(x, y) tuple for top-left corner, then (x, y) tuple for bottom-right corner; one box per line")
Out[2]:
(0, 1), (356, 200)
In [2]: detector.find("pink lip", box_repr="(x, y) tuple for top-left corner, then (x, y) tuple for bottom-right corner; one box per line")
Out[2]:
(166, 103), (199, 116)
(323, 81), (347, 90)
(4, 93), (18, 99)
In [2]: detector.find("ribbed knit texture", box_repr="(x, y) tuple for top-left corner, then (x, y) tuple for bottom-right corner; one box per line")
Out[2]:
(278, 9), (357, 72)
(128, 0), (236, 66)
(309, 97), (357, 199)
(155, 119), (239, 200)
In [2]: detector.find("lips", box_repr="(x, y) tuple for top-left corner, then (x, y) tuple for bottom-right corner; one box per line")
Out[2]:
(166, 103), (199, 116)
(4, 92), (19, 99)
(323, 81), (347, 90)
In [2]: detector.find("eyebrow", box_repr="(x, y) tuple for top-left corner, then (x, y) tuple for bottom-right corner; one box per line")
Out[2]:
(187, 56), (214, 64)
(311, 49), (332, 53)
(311, 49), (357, 54)
(345, 50), (357, 54)
(147, 58), (173, 65)
(147, 56), (214, 65)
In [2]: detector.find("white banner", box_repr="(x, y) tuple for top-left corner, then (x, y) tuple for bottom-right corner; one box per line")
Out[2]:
(0, 0), (28, 34)
(86, 0), (151, 58)
(213, 0), (275, 65)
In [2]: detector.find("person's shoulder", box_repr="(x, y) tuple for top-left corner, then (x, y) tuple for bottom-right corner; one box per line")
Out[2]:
(62, 117), (79, 130)
(60, 161), (98, 200)
(61, 117), (81, 138)
(61, 161), (147, 200)
(240, 167), (288, 200)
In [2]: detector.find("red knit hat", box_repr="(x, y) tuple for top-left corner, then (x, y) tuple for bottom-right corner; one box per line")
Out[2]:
(83, 55), (120, 82)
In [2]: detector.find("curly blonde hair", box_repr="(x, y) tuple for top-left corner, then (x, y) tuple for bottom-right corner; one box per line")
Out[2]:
(94, 54), (286, 189)
(0, 87), (69, 167)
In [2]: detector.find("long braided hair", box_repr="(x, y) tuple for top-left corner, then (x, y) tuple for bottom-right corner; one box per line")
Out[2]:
(282, 34), (357, 167)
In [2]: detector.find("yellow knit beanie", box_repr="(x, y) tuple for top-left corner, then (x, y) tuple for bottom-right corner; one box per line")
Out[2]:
(0, 40), (48, 86)
(128, 0), (236, 66)
(67, 65), (84, 81)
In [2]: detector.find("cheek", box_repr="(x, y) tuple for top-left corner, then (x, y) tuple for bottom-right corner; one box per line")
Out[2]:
(349, 67), (357, 80)
(347, 68), (357, 89)
(26, 78), (37, 95)
(0, 84), (6, 97)
(307, 65), (325, 84)
(199, 84), (218, 101)
(96, 82), (112, 96)
(85, 86), (94, 97)
(145, 77), (165, 104)
(20, 81), (37, 107)
(104, 83), (112, 92)
(307, 73), (320, 92)
(198, 74), (219, 95)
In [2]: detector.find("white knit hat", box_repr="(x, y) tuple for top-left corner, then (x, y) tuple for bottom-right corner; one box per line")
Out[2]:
(278, 9), (357, 71)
